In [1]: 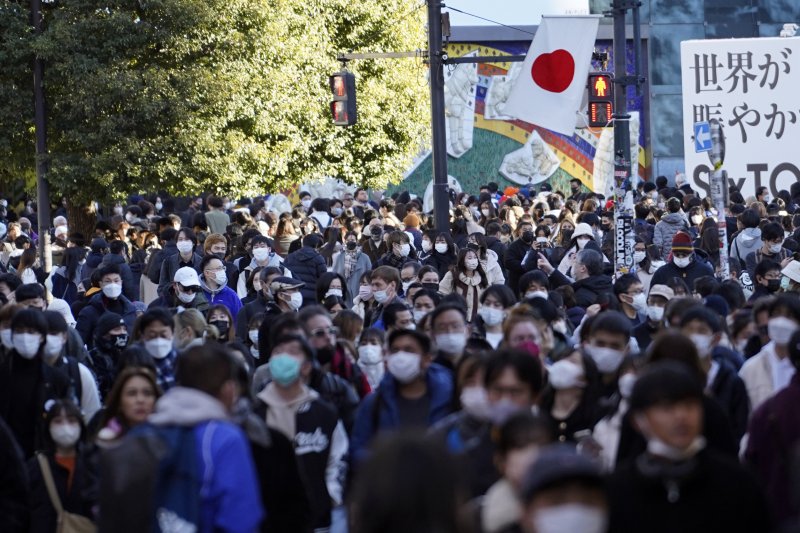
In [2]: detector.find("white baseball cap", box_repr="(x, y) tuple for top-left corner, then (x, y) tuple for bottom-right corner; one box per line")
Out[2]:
(174, 267), (201, 288)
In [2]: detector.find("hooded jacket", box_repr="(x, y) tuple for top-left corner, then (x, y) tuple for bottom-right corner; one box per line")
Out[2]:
(200, 277), (243, 321)
(731, 227), (763, 264)
(149, 387), (264, 533)
(350, 363), (454, 464)
(653, 212), (689, 258)
(283, 246), (327, 305)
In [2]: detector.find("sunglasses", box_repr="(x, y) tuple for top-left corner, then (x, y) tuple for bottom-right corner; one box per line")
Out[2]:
(179, 285), (202, 293)
(311, 326), (339, 338)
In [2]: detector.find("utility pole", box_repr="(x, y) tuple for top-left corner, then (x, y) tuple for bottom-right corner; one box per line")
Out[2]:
(31, 0), (51, 271)
(611, 0), (644, 277)
(427, 0), (450, 234)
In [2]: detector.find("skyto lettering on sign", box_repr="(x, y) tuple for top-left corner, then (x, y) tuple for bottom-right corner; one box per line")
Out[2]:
(681, 38), (800, 198)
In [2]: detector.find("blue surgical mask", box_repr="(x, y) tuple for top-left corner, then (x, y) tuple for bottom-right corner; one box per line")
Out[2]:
(269, 353), (301, 386)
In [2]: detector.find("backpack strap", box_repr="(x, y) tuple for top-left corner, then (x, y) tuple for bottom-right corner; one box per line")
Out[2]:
(36, 453), (64, 514)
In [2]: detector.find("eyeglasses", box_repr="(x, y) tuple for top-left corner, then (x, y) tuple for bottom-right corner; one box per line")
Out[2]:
(311, 326), (339, 338)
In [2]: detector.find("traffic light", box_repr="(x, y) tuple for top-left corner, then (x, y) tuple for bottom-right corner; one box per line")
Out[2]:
(329, 71), (357, 126)
(587, 72), (613, 128)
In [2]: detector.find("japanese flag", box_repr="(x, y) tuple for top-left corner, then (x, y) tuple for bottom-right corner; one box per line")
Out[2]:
(504, 16), (601, 136)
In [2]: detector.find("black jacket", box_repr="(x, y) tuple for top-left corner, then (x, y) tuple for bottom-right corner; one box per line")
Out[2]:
(0, 416), (28, 533)
(146, 242), (177, 284)
(76, 292), (138, 349)
(423, 250), (457, 278)
(283, 247), (327, 305)
(27, 451), (95, 533)
(308, 368), (359, 434)
(650, 256), (714, 291)
(147, 286), (210, 314)
(609, 449), (771, 533)
(504, 239), (538, 295)
(568, 274), (614, 308)
(708, 359), (750, 443)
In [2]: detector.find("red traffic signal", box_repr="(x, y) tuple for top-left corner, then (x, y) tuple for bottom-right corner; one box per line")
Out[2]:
(329, 71), (357, 126)
(587, 72), (613, 128)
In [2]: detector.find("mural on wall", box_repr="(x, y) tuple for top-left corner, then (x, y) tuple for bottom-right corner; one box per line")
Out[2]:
(391, 40), (649, 197)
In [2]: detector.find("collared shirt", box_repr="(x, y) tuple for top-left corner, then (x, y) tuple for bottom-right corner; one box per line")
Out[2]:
(767, 343), (796, 393)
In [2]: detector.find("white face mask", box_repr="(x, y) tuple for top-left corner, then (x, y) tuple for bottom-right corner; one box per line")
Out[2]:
(176, 289), (195, 304)
(0, 328), (13, 350)
(526, 290), (548, 300)
(547, 359), (584, 389)
(45, 334), (65, 360)
(532, 504), (607, 533)
(176, 240), (194, 254)
(214, 271), (228, 286)
(673, 255), (691, 268)
(629, 293), (647, 312)
(618, 373), (636, 399)
(768, 316), (798, 345)
(325, 288), (343, 299)
(584, 344), (625, 374)
(646, 305), (664, 323)
(465, 258), (479, 271)
(358, 286), (373, 301)
(397, 243), (411, 257)
(633, 251), (646, 264)
(436, 332), (466, 354)
(373, 289), (389, 304)
(576, 237), (591, 249)
(770, 243), (783, 254)
(536, 237), (548, 244)
(102, 283), (123, 299)
(357, 344), (383, 365)
(481, 209), (490, 217)
(331, 207), (343, 217)
(460, 386), (491, 421)
(144, 337), (173, 359)
(252, 248), (270, 262)
(478, 306), (504, 326)
(387, 351), (421, 384)
(301, 198), (311, 209)
(155, 202), (163, 211)
(248, 329), (259, 346)
(284, 292), (303, 311)
(421, 240), (432, 253)
(412, 309), (427, 323)
(50, 423), (82, 449)
(689, 333), (714, 359)
(402, 281), (412, 293)
(435, 243), (448, 254)
(13, 332), (41, 359)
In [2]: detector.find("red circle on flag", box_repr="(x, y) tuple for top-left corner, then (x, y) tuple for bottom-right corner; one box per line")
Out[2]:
(531, 49), (575, 93)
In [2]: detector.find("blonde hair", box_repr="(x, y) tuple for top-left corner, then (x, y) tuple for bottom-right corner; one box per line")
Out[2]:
(174, 308), (217, 341)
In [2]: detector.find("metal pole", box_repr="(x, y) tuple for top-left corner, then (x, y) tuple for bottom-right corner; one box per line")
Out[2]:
(31, 0), (51, 273)
(427, 0), (450, 234)
(709, 119), (730, 280)
(612, 0), (635, 277)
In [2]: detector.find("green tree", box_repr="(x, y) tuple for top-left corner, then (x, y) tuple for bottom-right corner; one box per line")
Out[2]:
(0, 0), (428, 208)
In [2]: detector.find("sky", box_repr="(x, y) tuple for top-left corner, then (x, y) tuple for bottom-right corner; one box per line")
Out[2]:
(446, 0), (590, 26)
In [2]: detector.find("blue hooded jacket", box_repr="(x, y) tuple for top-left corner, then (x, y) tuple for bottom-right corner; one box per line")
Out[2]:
(350, 362), (453, 464)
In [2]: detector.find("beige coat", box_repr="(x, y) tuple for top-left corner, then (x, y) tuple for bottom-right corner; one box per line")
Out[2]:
(739, 343), (776, 411)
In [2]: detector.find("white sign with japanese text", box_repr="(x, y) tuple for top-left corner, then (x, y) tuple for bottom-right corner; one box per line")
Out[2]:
(681, 37), (800, 198)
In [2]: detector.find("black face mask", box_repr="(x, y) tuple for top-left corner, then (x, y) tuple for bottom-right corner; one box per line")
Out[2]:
(561, 229), (574, 242)
(213, 252), (226, 261)
(97, 333), (128, 356)
(766, 279), (781, 292)
(422, 282), (440, 292)
(210, 320), (229, 340)
(601, 223), (611, 232)
(521, 231), (534, 244)
(346, 241), (358, 251)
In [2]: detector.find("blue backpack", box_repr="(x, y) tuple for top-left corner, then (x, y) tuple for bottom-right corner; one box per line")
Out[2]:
(98, 424), (200, 533)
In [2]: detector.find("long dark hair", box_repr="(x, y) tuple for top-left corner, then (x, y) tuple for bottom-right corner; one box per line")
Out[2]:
(63, 246), (87, 282)
(450, 248), (488, 288)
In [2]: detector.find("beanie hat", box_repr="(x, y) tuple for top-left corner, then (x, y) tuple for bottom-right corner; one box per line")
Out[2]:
(95, 313), (125, 341)
(671, 231), (693, 252)
(403, 213), (420, 228)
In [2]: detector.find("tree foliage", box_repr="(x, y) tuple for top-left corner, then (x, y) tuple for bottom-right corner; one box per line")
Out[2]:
(0, 0), (429, 202)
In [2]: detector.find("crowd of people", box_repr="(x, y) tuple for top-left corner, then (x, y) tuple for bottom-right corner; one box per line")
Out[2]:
(0, 174), (799, 532)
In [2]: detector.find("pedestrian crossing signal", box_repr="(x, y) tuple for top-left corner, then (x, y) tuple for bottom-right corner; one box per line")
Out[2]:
(329, 72), (357, 126)
(587, 72), (613, 128)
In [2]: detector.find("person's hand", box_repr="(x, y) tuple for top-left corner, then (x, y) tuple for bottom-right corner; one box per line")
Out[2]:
(537, 252), (554, 274)
(586, 304), (602, 317)
(781, 256), (793, 269)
